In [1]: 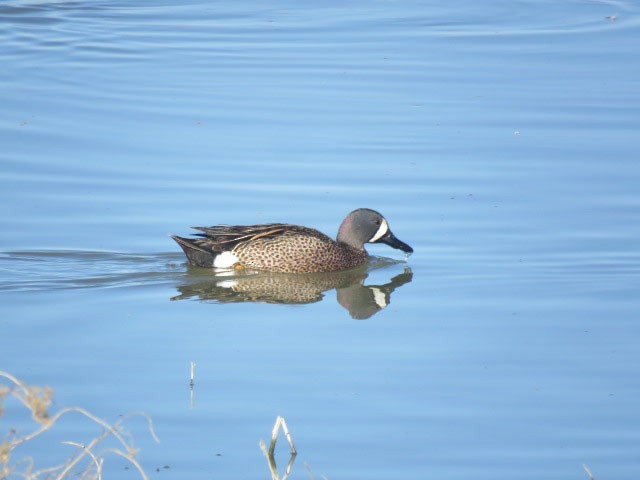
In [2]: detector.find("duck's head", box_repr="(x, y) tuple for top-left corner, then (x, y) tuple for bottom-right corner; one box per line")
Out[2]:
(337, 208), (413, 254)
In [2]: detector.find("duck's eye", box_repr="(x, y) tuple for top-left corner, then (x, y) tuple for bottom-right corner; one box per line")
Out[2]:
(375, 219), (381, 226)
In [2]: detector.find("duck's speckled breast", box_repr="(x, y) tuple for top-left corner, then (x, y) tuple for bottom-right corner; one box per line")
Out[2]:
(234, 229), (369, 273)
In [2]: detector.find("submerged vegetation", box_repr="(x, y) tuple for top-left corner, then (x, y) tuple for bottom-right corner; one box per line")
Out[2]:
(0, 371), (158, 479)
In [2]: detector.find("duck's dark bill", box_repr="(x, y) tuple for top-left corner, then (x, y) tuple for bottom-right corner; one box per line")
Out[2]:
(375, 230), (413, 254)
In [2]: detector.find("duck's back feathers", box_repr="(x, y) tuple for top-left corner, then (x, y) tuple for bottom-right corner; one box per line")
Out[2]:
(192, 223), (300, 249)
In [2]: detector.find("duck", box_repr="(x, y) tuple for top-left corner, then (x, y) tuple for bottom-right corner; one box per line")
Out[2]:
(171, 208), (412, 273)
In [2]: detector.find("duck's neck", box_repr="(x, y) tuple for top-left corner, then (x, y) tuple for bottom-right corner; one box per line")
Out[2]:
(337, 215), (365, 250)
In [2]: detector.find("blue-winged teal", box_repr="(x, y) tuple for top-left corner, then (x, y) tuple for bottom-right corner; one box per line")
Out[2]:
(171, 208), (413, 273)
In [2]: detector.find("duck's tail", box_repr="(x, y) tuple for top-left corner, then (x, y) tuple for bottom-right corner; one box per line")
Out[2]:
(171, 235), (218, 268)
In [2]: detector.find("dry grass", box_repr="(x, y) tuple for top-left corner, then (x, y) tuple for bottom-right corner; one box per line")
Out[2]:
(0, 371), (158, 480)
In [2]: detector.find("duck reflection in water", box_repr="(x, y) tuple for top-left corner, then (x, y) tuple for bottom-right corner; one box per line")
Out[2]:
(171, 259), (412, 319)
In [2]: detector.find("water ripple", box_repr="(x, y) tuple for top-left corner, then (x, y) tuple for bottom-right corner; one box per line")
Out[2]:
(0, 250), (184, 291)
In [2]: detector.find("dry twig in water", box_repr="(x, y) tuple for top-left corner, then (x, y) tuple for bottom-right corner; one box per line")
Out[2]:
(0, 370), (159, 480)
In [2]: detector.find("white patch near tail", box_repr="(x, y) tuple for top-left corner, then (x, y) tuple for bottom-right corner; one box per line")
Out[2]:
(217, 279), (238, 288)
(369, 219), (389, 243)
(213, 251), (239, 269)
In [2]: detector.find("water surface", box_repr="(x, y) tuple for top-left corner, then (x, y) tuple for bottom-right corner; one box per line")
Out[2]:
(2, 1), (640, 479)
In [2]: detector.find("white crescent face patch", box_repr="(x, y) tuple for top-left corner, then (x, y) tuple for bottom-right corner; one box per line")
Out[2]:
(371, 287), (388, 308)
(369, 219), (389, 243)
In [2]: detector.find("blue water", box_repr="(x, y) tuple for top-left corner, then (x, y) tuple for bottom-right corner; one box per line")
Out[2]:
(2, 0), (640, 479)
